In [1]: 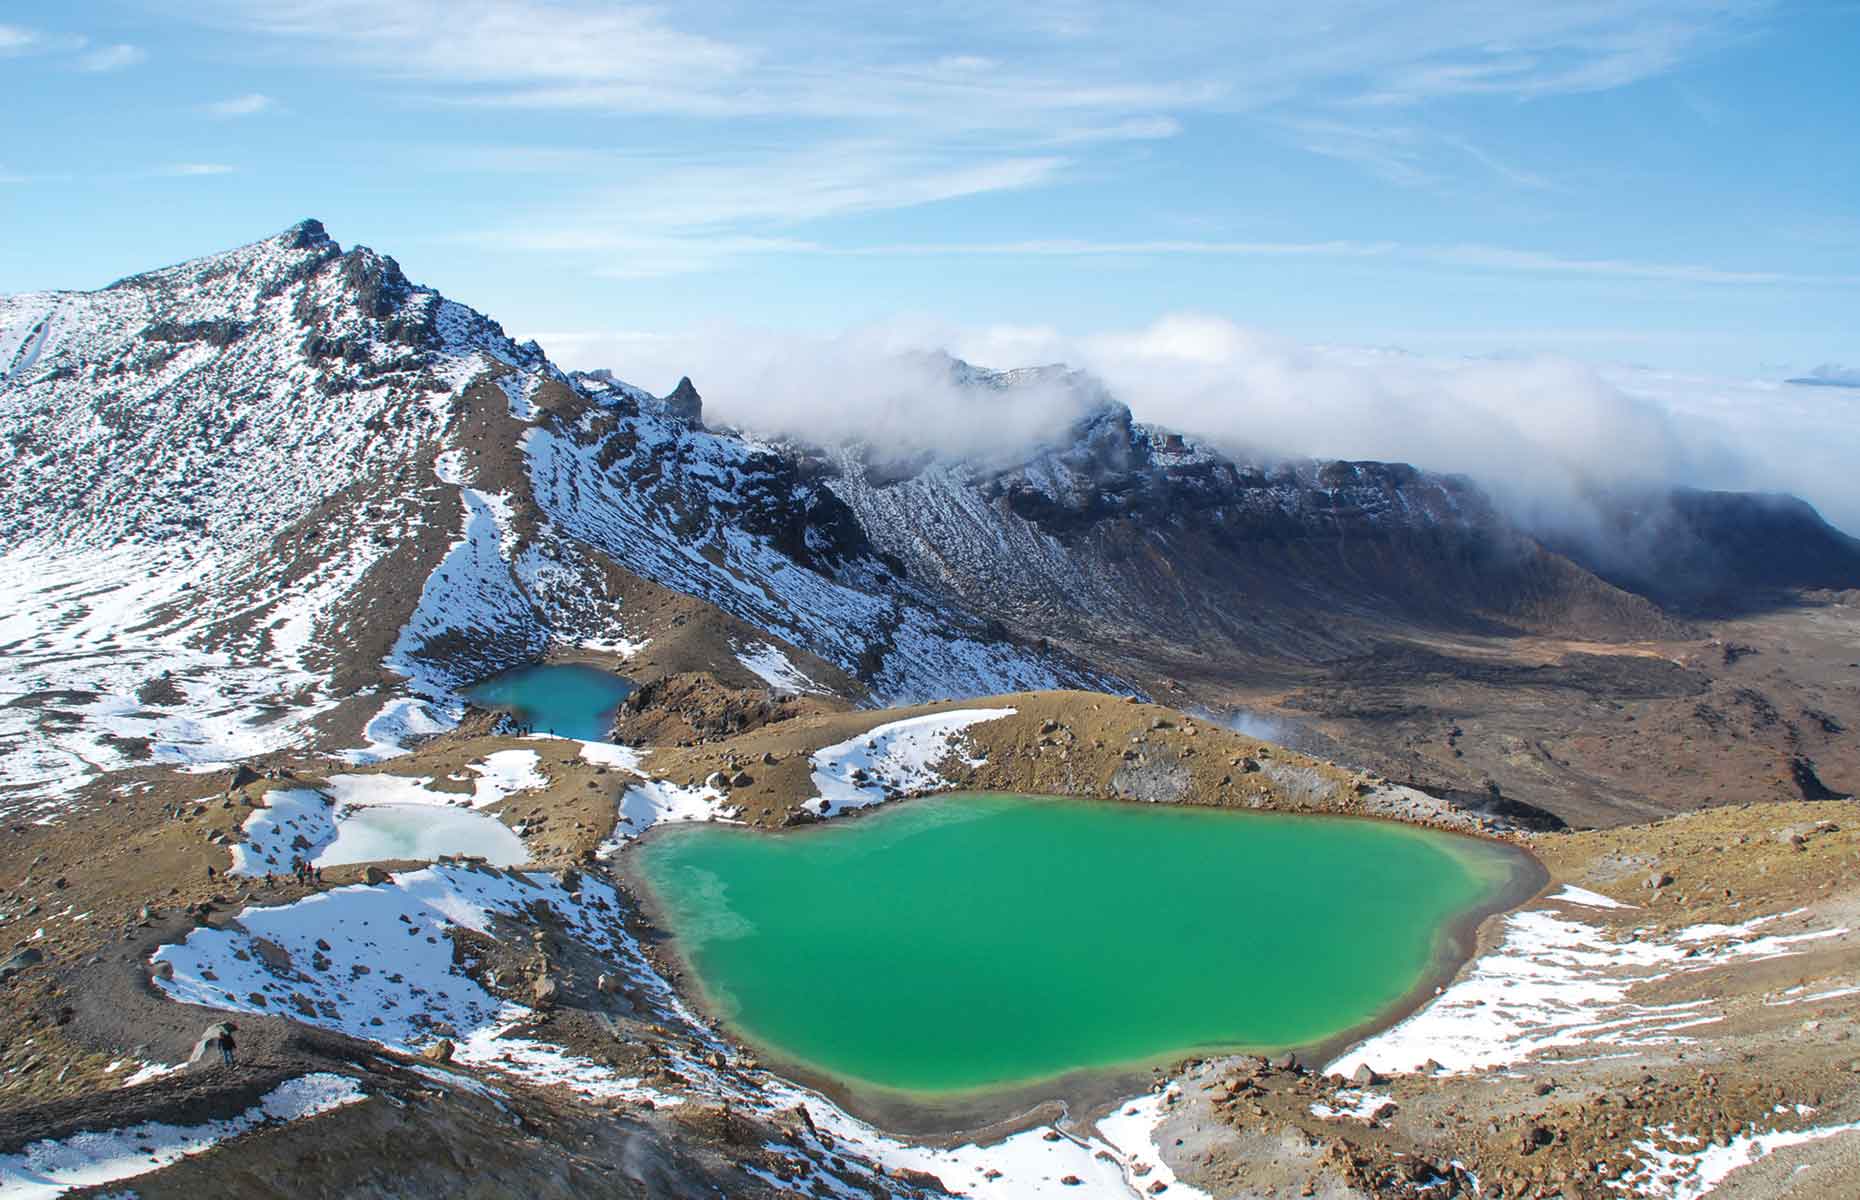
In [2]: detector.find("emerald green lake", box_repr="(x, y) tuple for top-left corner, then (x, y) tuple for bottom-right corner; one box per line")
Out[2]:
(632, 793), (1531, 1107)
(462, 663), (634, 742)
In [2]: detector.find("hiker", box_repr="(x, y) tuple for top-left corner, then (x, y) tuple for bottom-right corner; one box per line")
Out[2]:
(219, 1025), (236, 1065)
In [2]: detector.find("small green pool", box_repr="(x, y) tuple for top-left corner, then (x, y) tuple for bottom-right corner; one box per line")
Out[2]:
(632, 793), (1530, 1103)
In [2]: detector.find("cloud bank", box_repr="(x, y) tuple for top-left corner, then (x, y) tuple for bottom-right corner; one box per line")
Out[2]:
(533, 315), (1860, 539)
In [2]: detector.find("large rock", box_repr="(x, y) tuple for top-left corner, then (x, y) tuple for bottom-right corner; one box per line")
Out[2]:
(422, 1038), (454, 1063)
(0, 947), (44, 981)
(185, 1021), (237, 1070)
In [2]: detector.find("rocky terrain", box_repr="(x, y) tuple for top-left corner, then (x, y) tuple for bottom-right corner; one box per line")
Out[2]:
(3, 223), (1859, 1197)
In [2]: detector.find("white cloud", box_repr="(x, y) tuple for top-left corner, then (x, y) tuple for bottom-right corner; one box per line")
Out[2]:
(203, 92), (275, 117)
(78, 43), (146, 72)
(826, 238), (1853, 288)
(199, 0), (749, 93)
(181, 0), (1768, 204)
(157, 162), (239, 176)
(460, 145), (1066, 275)
(0, 24), (40, 53)
(195, 1), (1766, 116)
(0, 23), (84, 56)
(527, 312), (1860, 538)
(1045, 116), (1183, 145)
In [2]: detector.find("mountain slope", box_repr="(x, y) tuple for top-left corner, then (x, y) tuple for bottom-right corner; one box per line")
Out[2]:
(809, 368), (1686, 673)
(0, 222), (1099, 809)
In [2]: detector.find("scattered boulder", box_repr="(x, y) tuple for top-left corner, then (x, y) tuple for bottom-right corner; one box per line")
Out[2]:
(251, 937), (293, 973)
(0, 947), (44, 981)
(533, 976), (560, 1007)
(361, 866), (389, 885)
(185, 1021), (237, 1070)
(1351, 1063), (1382, 1087)
(229, 764), (261, 791)
(422, 1039), (455, 1063)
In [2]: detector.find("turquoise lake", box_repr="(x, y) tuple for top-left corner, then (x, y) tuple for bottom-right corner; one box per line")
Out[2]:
(462, 663), (635, 742)
(632, 793), (1535, 1105)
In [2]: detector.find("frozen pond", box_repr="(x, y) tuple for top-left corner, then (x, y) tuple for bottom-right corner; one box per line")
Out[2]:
(315, 803), (528, 868)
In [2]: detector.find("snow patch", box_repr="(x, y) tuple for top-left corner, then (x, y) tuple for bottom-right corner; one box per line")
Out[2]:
(1329, 905), (1850, 1077)
(1310, 1089), (1395, 1122)
(1613, 1119), (1860, 1199)
(805, 708), (1014, 817)
(1552, 885), (1635, 910)
(577, 740), (644, 771)
(0, 1073), (364, 1198)
(602, 779), (739, 849)
(735, 642), (819, 694)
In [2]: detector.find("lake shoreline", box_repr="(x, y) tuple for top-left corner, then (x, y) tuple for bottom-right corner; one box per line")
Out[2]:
(611, 790), (1548, 1142)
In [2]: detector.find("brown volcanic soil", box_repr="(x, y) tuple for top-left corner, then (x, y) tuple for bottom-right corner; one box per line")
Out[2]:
(3, 683), (1858, 1197)
(1158, 593), (1860, 831)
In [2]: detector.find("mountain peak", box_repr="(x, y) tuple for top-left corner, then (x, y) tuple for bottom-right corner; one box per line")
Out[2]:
(665, 375), (703, 424)
(281, 218), (336, 252)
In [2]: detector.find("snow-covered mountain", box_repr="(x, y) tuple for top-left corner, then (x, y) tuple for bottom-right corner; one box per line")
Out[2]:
(6, 221), (1857, 811)
(0, 222), (1096, 811)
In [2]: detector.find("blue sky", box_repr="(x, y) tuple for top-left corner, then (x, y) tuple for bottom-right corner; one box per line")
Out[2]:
(2, 1), (1857, 379)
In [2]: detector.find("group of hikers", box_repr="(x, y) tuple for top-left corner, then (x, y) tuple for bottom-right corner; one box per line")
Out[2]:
(257, 857), (324, 887)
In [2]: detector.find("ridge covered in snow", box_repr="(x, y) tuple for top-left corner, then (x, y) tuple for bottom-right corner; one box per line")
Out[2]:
(0, 223), (1105, 809)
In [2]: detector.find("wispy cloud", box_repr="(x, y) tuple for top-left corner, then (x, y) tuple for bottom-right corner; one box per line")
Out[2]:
(78, 43), (146, 72)
(195, 1), (1769, 115)
(1423, 244), (1839, 286)
(0, 24), (41, 53)
(156, 162), (239, 177)
(182, 1), (1778, 275)
(0, 23), (83, 56)
(202, 92), (275, 117)
(459, 143), (1067, 274)
(1275, 118), (1557, 192)
(821, 238), (1853, 288)
(1279, 118), (1435, 186)
(1045, 116), (1183, 145)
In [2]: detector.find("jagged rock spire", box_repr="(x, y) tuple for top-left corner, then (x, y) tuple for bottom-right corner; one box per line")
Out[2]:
(665, 376), (703, 425)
